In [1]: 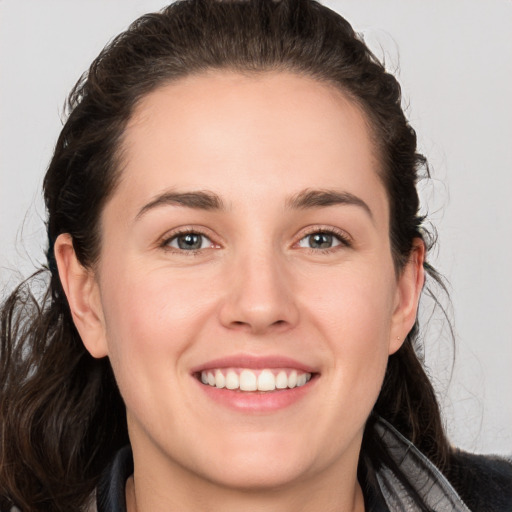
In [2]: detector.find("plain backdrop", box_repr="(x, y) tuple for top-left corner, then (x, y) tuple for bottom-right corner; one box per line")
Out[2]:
(1, 0), (511, 455)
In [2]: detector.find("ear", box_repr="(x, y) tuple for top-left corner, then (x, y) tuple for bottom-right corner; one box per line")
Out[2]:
(388, 238), (425, 354)
(54, 233), (109, 358)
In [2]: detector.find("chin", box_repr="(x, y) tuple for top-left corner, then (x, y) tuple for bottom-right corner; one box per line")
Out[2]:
(201, 456), (311, 491)
(183, 429), (326, 491)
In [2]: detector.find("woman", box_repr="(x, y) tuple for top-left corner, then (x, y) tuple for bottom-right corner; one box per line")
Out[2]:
(1, 1), (510, 511)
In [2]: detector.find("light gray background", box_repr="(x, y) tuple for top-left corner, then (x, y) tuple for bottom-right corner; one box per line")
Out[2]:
(1, 1), (511, 454)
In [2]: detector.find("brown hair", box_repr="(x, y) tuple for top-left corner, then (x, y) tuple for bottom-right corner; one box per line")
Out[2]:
(1, 1), (451, 510)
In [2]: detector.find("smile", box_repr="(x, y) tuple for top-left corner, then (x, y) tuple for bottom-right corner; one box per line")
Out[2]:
(192, 355), (318, 412)
(199, 368), (312, 392)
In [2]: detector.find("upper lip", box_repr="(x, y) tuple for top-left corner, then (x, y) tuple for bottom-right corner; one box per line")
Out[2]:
(190, 354), (318, 374)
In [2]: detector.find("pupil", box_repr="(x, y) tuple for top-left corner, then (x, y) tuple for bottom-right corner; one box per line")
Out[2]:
(309, 233), (332, 249)
(178, 233), (202, 250)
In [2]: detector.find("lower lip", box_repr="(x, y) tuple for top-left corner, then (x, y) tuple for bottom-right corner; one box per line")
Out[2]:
(195, 376), (317, 413)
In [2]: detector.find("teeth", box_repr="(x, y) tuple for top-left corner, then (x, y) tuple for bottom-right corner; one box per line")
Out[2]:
(225, 370), (239, 390)
(239, 369), (257, 391)
(275, 371), (288, 389)
(288, 370), (298, 389)
(215, 370), (225, 388)
(257, 369), (276, 391)
(200, 368), (312, 392)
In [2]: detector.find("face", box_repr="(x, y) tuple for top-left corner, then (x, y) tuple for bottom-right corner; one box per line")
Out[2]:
(59, 71), (423, 494)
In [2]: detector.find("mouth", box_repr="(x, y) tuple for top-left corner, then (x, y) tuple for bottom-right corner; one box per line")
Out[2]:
(191, 355), (318, 412)
(196, 368), (313, 392)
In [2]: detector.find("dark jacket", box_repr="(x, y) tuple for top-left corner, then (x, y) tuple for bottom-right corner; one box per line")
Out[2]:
(95, 418), (512, 512)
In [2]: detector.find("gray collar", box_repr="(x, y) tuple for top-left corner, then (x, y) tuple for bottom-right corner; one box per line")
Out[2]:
(374, 417), (470, 511)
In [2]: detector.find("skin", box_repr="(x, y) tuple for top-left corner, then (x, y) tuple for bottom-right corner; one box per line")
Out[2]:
(56, 71), (424, 512)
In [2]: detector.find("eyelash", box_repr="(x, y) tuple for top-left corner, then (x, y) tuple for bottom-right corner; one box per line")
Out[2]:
(159, 228), (217, 255)
(296, 226), (352, 254)
(159, 226), (352, 255)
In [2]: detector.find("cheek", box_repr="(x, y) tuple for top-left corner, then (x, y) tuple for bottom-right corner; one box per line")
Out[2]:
(98, 258), (229, 381)
(302, 265), (396, 390)
(97, 267), (221, 423)
(102, 271), (210, 347)
(304, 263), (396, 339)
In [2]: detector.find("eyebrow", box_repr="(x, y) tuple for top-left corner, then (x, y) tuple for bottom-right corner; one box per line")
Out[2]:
(286, 188), (374, 220)
(135, 187), (373, 221)
(136, 190), (225, 220)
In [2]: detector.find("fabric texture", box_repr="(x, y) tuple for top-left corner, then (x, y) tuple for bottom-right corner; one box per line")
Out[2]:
(95, 418), (512, 512)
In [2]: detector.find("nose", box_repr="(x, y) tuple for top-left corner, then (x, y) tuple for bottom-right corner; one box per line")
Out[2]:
(218, 249), (299, 335)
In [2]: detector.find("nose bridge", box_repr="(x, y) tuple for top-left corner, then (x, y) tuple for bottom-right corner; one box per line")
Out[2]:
(219, 238), (298, 333)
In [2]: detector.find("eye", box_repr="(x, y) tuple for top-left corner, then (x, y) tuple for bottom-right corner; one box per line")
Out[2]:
(165, 232), (213, 251)
(297, 230), (347, 250)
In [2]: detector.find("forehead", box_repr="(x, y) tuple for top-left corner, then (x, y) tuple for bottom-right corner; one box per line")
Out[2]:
(111, 71), (387, 220)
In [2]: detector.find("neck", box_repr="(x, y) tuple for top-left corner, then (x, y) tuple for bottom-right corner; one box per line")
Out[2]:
(125, 453), (365, 512)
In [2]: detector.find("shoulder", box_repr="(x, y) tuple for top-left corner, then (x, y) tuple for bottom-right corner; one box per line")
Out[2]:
(448, 449), (512, 512)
